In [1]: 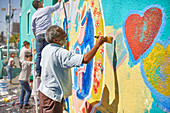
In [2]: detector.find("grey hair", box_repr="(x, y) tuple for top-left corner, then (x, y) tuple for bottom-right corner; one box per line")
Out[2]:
(45, 25), (66, 43)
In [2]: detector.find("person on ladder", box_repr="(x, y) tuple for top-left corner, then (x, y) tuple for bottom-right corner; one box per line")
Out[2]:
(31, 0), (62, 96)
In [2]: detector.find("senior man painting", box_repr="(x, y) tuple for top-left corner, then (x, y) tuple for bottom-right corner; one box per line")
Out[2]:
(38, 25), (106, 113)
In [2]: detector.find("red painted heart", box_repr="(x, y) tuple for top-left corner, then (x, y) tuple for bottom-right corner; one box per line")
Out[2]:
(125, 7), (162, 61)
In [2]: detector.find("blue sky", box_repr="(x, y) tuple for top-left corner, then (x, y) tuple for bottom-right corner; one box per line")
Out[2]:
(0, 0), (20, 37)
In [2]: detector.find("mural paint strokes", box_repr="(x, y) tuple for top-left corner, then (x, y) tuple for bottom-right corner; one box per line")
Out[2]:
(20, 0), (170, 112)
(69, 0), (106, 112)
(141, 38), (170, 112)
(52, 1), (71, 38)
(123, 5), (166, 65)
(73, 8), (94, 100)
(90, 0), (105, 102)
(65, 97), (70, 113)
(105, 27), (127, 70)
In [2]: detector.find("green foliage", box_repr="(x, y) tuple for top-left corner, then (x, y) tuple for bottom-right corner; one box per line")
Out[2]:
(9, 33), (19, 44)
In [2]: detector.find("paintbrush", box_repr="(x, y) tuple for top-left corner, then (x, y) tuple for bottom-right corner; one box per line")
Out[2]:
(94, 36), (113, 44)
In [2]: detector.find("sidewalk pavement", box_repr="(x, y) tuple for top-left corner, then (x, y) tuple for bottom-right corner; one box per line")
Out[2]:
(0, 56), (36, 113)
(0, 56), (68, 113)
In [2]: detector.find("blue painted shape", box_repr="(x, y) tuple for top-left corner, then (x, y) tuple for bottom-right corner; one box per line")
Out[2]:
(65, 97), (70, 113)
(157, 36), (170, 48)
(96, 111), (102, 113)
(122, 4), (166, 65)
(63, 18), (68, 41)
(150, 93), (166, 113)
(63, 18), (67, 31)
(140, 60), (170, 112)
(73, 9), (94, 99)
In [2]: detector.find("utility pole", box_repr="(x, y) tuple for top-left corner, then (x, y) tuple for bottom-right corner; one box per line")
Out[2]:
(7, 0), (11, 60)
(2, 0), (17, 59)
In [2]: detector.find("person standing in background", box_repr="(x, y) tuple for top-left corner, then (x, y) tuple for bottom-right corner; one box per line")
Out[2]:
(19, 41), (31, 69)
(6, 53), (17, 84)
(19, 51), (33, 109)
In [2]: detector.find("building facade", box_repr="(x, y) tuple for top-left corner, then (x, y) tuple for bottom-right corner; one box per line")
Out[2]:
(12, 22), (19, 35)
(20, 0), (170, 113)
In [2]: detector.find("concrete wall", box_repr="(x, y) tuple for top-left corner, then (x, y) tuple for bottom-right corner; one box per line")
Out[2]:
(20, 0), (170, 112)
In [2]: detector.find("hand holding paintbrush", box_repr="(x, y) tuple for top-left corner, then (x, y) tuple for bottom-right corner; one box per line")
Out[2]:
(95, 36), (113, 44)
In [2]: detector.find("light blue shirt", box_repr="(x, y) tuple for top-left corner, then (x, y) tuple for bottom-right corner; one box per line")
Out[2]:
(39, 43), (84, 102)
(32, 2), (61, 35)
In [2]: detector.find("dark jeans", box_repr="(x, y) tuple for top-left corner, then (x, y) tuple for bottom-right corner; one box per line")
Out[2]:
(19, 80), (32, 106)
(36, 34), (48, 77)
(38, 91), (64, 113)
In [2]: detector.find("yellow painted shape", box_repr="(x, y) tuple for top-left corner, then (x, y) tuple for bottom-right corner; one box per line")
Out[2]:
(68, 96), (75, 113)
(160, 44), (170, 96)
(104, 26), (125, 105)
(117, 57), (153, 113)
(93, 56), (153, 113)
(90, 0), (105, 101)
(143, 43), (170, 96)
(104, 54), (115, 104)
(104, 26), (116, 104)
(59, 10), (65, 28)
(69, 25), (80, 47)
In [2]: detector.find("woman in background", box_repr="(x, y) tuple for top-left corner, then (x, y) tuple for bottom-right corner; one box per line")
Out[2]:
(6, 53), (17, 84)
(19, 41), (31, 69)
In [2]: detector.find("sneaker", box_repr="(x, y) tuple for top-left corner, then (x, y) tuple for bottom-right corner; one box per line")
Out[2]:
(23, 104), (32, 109)
(19, 105), (23, 109)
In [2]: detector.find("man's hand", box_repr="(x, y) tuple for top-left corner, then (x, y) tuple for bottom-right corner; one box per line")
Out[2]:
(58, 0), (62, 2)
(82, 36), (106, 64)
(96, 36), (107, 46)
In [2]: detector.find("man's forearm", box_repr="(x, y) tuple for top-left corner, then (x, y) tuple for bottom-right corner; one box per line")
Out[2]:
(51, 1), (61, 12)
(82, 43), (100, 64)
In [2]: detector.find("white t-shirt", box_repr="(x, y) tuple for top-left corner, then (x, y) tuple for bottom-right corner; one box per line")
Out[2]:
(8, 57), (15, 66)
(19, 47), (30, 62)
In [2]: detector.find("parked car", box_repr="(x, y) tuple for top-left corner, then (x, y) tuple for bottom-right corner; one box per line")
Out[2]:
(0, 45), (18, 56)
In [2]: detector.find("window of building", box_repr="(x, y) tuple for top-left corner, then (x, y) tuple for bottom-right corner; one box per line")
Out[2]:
(27, 10), (31, 35)
(53, 0), (58, 5)
(53, 0), (69, 5)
